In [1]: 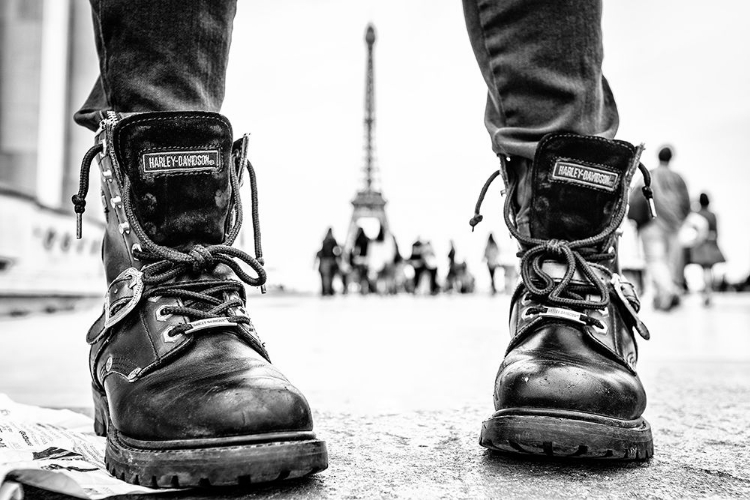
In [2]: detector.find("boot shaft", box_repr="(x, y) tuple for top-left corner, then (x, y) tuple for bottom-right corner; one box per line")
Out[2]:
(96, 112), (238, 284)
(523, 133), (643, 244)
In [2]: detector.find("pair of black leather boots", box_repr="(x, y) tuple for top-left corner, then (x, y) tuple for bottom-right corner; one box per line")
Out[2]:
(73, 111), (653, 487)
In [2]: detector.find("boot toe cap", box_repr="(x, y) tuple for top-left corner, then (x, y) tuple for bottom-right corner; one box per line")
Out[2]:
(495, 349), (647, 421)
(106, 338), (314, 441)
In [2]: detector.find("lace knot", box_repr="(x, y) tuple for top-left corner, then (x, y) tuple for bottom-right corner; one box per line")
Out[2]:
(189, 245), (216, 273)
(543, 239), (567, 255)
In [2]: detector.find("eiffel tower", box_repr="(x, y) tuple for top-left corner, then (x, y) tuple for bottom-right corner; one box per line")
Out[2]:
(346, 23), (391, 250)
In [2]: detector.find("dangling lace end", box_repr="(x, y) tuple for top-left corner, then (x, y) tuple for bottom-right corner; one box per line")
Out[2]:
(637, 163), (657, 220)
(469, 169), (501, 232)
(72, 143), (103, 239)
(260, 285), (267, 294)
(642, 186), (657, 219)
(72, 194), (86, 239)
(469, 214), (483, 232)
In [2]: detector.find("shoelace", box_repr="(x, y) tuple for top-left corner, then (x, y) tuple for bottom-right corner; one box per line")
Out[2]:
(469, 157), (655, 311)
(72, 141), (267, 336)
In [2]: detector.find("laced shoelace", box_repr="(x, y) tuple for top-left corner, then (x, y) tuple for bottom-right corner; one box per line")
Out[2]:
(72, 142), (267, 336)
(469, 157), (655, 311)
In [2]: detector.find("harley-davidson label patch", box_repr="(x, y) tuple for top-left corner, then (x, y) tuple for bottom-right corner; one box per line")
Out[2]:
(142, 150), (220, 174)
(551, 160), (619, 192)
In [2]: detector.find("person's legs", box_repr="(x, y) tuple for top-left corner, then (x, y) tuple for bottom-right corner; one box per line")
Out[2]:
(464, 0), (653, 459)
(487, 264), (497, 294)
(463, 0), (618, 236)
(702, 266), (714, 306)
(75, 0), (235, 131)
(71, 1), (327, 487)
(640, 223), (680, 310)
(666, 230), (686, 294)
(462, 0), (618, 161)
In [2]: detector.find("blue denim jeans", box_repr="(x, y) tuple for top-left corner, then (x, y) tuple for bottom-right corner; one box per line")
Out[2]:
(462, 0), (619, 160)
(74, 0), (237, 131)
(77, 0), (618, 161)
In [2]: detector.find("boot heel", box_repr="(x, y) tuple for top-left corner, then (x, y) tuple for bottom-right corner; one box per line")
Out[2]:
(91, 385), (109, 437)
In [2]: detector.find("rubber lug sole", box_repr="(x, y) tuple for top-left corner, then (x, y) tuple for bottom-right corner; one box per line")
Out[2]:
(93, 387), (328, 487)
(479, 412), (653, 460)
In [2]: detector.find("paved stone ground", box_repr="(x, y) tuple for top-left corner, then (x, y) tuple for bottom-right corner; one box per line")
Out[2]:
(2, 292), (750, 499)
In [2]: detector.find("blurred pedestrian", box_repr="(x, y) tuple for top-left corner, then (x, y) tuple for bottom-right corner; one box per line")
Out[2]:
(445, 240), (459, 292)
(352, 226), (372, 294)
(315, 228), (341, 296)
(483, 233), (500, 294)
(368, 224), (396, 294)
(633, 146), (691, 311)
(409, 238), (439, 294)
(690, 193), (726, 306)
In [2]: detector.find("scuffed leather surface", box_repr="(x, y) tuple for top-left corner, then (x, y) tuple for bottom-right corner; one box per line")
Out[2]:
(105, 333), (313, 440)
(501, 290), (645, 420)
(113, 111), (233, 248)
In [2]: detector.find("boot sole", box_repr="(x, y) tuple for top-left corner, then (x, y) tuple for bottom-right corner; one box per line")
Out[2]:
(93, 387), (328, 487)
(479, 409), (653, 460)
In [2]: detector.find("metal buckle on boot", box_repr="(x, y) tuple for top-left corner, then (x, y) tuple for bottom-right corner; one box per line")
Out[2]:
(105, 268), (144, 328)
(612, 273), (651, 340)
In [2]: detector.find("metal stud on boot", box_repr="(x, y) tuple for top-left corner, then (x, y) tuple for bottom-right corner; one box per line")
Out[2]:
(471, 133), (655, 460)
(72, 111), (327, 486)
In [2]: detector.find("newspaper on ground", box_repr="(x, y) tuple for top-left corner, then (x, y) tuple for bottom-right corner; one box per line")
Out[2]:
(0, 394), (176, 499)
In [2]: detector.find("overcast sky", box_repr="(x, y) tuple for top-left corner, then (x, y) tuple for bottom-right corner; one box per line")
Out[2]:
(220, 1), (750, 291)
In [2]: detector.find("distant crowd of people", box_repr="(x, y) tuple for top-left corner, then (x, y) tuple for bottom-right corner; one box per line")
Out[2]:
(314, 225), (521, 297)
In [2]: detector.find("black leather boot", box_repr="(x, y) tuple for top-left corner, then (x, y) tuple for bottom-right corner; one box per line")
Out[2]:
(72, 111), (327, 486)
(471, 132), (655, 460)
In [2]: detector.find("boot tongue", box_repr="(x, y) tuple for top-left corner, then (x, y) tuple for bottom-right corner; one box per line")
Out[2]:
(528, 133), (637, 242)
(113, 112), (234, 248)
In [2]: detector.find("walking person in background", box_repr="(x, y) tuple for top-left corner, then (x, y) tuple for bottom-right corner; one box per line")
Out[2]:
(316, 227), (341, 296)
(352, 227), (373, 294)
(690, 193), (726, 306)
(635, 146), (691, 311)
(483, 233), (500, 295)
(445, 240), (459, 292)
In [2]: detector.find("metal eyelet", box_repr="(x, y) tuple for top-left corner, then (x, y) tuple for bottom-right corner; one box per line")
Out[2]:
(162, 325), (183, 343)
(590, 321), (608, 336)
(588, 308), (609, 335)
(131, 243), (142, 260)
(522, 308), (537, 319)
(155, 305), (173, 322)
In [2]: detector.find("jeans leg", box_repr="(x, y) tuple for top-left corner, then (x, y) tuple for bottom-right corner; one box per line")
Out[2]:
(462, 0), (619, 160)
(75, 0), (237, 131)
